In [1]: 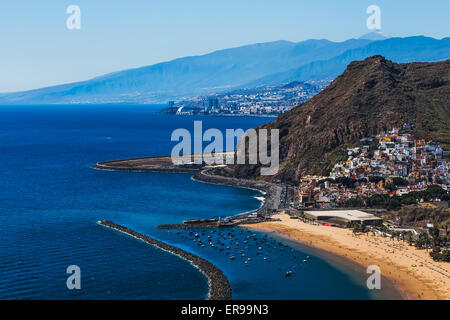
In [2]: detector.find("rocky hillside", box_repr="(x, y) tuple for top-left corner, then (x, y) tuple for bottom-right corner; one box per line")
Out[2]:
(233, 55), (450, 180)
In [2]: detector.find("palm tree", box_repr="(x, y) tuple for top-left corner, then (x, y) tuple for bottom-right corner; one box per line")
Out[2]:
(429, 226), (440, 249)
(407, 232), (413, 246)
(400, 231), (405, 243)
(424, 233), (431, 252)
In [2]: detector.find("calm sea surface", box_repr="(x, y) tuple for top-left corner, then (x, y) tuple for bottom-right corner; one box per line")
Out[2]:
(0, 105), (399, 299)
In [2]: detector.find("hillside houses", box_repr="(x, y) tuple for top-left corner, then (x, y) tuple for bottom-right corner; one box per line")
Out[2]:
(296, 127), (449, 209)
(331, 128), (449, 185)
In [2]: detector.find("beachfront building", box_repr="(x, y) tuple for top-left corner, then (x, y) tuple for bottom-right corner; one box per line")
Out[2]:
(304, 210), (383, 226)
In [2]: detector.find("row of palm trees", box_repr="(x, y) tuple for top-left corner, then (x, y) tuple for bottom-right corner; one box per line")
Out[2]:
(297, 210), (449, 262)
(370, 222), (449, 262)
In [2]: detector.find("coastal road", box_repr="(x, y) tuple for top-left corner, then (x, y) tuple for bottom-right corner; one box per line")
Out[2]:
(272, 185), (282, 210)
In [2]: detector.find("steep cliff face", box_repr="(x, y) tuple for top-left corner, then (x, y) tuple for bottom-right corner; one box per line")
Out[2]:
(234, 56), (450, 180)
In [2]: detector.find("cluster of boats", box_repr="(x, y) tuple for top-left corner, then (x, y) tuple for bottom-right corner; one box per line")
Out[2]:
(172, 227), (312, 278)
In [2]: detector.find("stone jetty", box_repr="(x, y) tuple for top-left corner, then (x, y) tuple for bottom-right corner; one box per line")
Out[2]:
(98, 220), (232, 300)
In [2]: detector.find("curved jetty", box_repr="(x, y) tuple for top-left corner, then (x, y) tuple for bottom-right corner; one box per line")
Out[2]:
(92, 155), (282, 216)
(92, 156), (201, 173)
(98, 220), (232, 300)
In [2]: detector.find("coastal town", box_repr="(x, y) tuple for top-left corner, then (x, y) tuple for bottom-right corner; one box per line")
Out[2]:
(94, 134), (450, 300)
(161, 81), (328, 116)
(294, 126), (449, 210)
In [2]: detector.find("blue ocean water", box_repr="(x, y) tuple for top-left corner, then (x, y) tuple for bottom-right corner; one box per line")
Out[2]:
(0, 105), (397, 299)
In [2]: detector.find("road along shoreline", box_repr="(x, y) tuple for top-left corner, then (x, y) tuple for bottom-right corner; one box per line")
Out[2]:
(92, 156), (282, 217)
(192, 169), (281, 216)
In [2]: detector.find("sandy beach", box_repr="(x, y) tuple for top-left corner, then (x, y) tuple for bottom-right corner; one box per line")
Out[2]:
(244, 213), (450, 300)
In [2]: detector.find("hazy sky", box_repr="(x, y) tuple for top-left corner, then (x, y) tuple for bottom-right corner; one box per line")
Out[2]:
(1, 0), (449, 92)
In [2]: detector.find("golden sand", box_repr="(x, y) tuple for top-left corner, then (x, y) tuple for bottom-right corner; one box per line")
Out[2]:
(243, 213), (450, 300)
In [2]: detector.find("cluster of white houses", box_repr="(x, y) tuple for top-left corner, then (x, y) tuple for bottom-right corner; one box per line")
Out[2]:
(332, 128), (448, 185)
(297, 127), (449, 208)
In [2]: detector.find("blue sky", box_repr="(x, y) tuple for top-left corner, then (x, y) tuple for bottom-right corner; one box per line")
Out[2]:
(0, 0), (449, 92)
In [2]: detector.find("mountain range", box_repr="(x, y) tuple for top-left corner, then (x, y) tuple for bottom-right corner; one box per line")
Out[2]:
(0, 35), (449, 105)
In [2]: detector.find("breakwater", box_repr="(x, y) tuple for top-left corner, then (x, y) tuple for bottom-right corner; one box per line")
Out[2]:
(92, 156), (202, 173)
(98, 220), (232, 300)
(92, 155), (283, 217)
(157, 217), (270, 229)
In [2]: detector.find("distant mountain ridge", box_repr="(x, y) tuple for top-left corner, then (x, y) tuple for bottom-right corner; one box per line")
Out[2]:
(359, 31), (390, 41)
(0, 36), (449, 105)
(246, 36), (450, 86)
